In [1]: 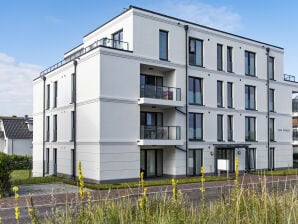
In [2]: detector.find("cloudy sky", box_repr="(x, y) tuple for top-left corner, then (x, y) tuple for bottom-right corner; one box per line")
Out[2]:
(0, 0), (297, 116)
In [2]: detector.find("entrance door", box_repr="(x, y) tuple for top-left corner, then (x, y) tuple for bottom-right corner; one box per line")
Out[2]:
(53, 148), (57, 176)
(216, 148), (235, 172)
(140, 149), (163, 177)
(187, 149), (203, 176)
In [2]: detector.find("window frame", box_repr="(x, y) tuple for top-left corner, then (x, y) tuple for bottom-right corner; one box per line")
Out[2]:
(217, 44), (223, 71)
(269, 118), (275, 141)
(245, 85), (256, 110)
(245, 51), (256, 76)
(159, 30), (168, 61)
(53, 81), (58, 108)
(245, 116), (256, 141)
(227, 82), (233, 108)
(217, 114), (223, 141)
(269, 56), (274, 80)
(189, 113), (203, 141)
(227, 115), (233, 141)
(227, 46), (233, 73)
(46, 84), (50, 110)
(269, 88), (275, 112)
(189, 37), (203, 67)
(188, 76), (203, 105)
(217, 80), (223, 107)
(53, 114), (57, 142)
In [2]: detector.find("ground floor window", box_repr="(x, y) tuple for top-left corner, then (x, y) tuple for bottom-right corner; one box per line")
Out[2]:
(268, 147), (275, 170)
(53, 148), (57, 176)
(45, 148), (49, 174)
(246, 148), (256, 171)
(140, 149), (163, 177)
(187, 149), (203, 176)
(71, 149), (76, 178)
(215, 148), (235, 173)
(294, 146), (298, 168)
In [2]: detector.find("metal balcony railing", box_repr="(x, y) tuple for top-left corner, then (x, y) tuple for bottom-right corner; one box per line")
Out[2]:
(284, 74), (296, 82)
(140, 125), (181, 140)
(40, 38), (130, 76)
(140, 85), (181, 101)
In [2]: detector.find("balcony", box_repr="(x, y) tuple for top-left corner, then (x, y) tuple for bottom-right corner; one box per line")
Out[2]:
(138, 85), (183, 108)
(138, 125), (183, 145)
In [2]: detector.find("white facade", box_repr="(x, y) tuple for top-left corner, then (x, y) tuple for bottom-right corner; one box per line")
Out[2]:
(33, 6), (298, 182)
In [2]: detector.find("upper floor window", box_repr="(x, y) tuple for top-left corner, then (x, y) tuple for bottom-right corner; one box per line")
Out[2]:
(269, 56), (274, 80)
(245, 85), (256, 110)
(112, 30), (123, 49)
(45, 116), (50, 142)
(227, 46), (233, 72)
(245, 116), (256, 141)
(159, 30), (168, 60)
(227, 115), (233, 141)
(189, 113), (203, 141)
(71, 74), (75, 104)
(53, 81), (58, 108)
(245, 51), (256, 76)
(53, 115), (57, 142)
(140, 74), (163, 99)
(269, 118), (275, 141)
(46, 84), (50, 109)
(189, 77), (203, 105)
(217, 114), (223, 141)
(71, 111), (75, 142)
(269, 89), (275, 112)
(217, 81), (223, 107)
(217, 44), (223, 71)
(189, 38), (203, 66)
(227, 82), (233, 108)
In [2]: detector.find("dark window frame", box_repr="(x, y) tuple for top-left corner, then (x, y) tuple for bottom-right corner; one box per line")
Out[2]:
(71, 74), (75, 104)
(53, 81), (58, 108)
(245, 85), (256, 110)
(46, 84), (50, 109)
(268, 147), (275, 170)
(217, 114), (223, 141)
(227, 82), (233, 108)
(227, 46), (233, 73)
(269, 88), (275, 112)
(189, 37), (203, 67)
(269, 56), (274, 80)
(159, 30), (168, 61)
(70, 111), (75, 142)
(188, 76), (203, 105)
(53, 114), (57, 142)
(245, 51), (256, 76)
(189, 113), (203, 141)
(112, 29), (123, 49)
(46, 116), (50, 142)
(227, 115), (233, 141)
(217, 80), (223, 107)
(269, 118), (275, 141)
(245, 116), (256, 141)
(187, 149), (203, 176)
(217, 44), (223, 71)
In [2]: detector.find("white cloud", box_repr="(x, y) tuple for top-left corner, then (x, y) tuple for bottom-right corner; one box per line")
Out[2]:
(0, 52), (43, 116)
(152, 0), (242, 33)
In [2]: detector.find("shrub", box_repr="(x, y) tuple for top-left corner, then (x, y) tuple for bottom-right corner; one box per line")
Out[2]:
(10, 154), (32, 170)
(0, 152), (13, 197)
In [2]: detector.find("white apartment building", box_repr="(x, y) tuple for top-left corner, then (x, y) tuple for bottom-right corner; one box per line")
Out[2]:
(33, 6), (298, 183)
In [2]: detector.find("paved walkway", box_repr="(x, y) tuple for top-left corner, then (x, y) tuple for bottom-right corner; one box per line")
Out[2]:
(1, 174), (298, 209)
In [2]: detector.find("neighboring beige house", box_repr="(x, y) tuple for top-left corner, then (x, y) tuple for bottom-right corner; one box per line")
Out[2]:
(0, 116), (33, 156)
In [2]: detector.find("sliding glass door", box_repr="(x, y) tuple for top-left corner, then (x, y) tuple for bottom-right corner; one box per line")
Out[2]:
(140, 149), (163, 177)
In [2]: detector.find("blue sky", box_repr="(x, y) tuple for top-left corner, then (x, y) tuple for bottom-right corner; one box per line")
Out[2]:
(0, 0), (297, 116)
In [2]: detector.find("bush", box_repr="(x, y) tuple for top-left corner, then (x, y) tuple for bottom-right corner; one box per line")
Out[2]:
(0, 152), (13, 197)
(10, 154), (32, 170)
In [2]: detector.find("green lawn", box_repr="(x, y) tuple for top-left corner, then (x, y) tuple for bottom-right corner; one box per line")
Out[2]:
(252, 168), (298, 176)
(10, 169), (61, 185)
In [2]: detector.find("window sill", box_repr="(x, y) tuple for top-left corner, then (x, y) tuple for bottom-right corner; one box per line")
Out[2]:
(217, 140), (225, 142)
(189, 64), (205, 68)
(269, 110), (276, 113)
(245, 108), (257, 111)
(245, 74), (257, 77)
(269, 79), (276, 82)
(245, 140), (257, 142)
(159, 58), (169, 62)
(217, 106), (224, 108)
(189, 103), (205, 106)
(227, 71), (234, 73)
(227, 107), (235, 109)
(189, 139), (204, 142)
(227, 140), (235, 142)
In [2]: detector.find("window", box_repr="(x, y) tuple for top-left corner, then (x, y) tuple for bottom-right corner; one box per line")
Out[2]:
(45, 148), (49, 174)
(268, 147), (275, 170)
(245, 116), (256, 141)
(46, 84), (50, 109)
(269, 118), (275, 141)
(217, 81), (223, 107)
(140, 74), (163, 99)
(245, 51), (256, 76)
(159, 30), (168, 60)
(112, 29), (123, 49)
(140, 112), (163, 139)
(269, 56), (274, 80)
(217, 115), (223, 141)
(245, 85), (256, 110)
(189, 77), (203, 105)
(227, 115), (233, 141)
(189, 113), (203, 140)
(71, 74), (75, 104)
(46, 116), (50, 142)
(217, 44), (223, 71)
(53, 81), (58, 108)
(141, 149), (163, 177)
(227, 82), (233, 108)
(189, 38), (203, 66)
(247, 148), (256, 170)
(53, 115), (57, 142)
(187, 149), (203, 176)
(269, 89), (274, 112)
(227, 46), (233, 72)
(71, 111), (75, 141)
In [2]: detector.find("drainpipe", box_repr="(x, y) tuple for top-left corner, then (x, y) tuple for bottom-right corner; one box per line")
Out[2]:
(184, 25), (189, 175)
(42, 75), (46, 177)
(73, 60), (78, 179)
(266, 47), (270, 169)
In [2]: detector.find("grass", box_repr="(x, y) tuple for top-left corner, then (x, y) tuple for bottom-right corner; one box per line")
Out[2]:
(252, 168), (298, 176)
(10, 169), (61, 185)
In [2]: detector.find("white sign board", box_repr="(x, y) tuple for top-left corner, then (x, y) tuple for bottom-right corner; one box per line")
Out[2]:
(217, 159), (229, 171)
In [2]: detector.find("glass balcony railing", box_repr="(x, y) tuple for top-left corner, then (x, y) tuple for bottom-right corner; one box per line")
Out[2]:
(140, 125), (181, 140)
(140, 85), (181, 101)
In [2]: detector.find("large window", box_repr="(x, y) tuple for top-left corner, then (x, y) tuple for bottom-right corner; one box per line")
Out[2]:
(269, 89), (274, 112)
(53, 81), (58, 108)
(245, 51), (256, 76)
(245, 85), (256, 110)
(46, 84), (50, 109)
(189, 38), (203, 66)
(217, 81), (223, 107)
(189, 113), (203, 140)
(227, 115), (233, 141)
(189, 77), (203, 105)
(217, 44), (223, 71)
(187, 149), (203, 176)
(269, 118), (275, 141)
(159, 30), (168, 60)
(217, 114), (223, 141)
(140, 74), (163, 99)
(247, 148), (256, 171)
(112, 29), (123, 49)
(245, 116), (256, 141)
(227, 46), (233, 72)
(269, 56), (274, 80)
(227, 82), (233, 108)
(141, 149), (163, 177)
(268, 147), (275, 170)
(46, 116), (50, 142)
(53, 115), (57, 142)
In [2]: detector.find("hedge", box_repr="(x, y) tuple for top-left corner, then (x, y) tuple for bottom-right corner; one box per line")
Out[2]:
(9, 154), (32, 170)
(0, 153), (13, 197)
